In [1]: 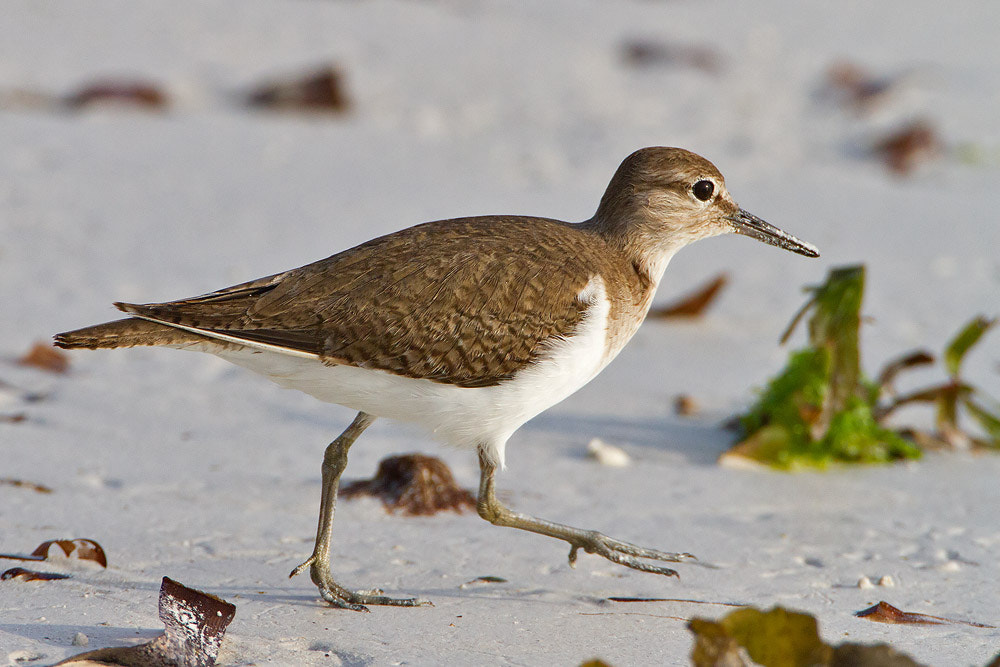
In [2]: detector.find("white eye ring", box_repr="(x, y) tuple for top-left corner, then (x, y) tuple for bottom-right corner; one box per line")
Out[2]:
(692, 179), (715, 202)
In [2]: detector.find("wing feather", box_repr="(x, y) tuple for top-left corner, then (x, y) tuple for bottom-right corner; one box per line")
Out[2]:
(118, 216), (606, 387)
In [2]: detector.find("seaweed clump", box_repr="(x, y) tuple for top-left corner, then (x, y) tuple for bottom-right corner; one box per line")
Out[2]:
(727, 264), (999, 468)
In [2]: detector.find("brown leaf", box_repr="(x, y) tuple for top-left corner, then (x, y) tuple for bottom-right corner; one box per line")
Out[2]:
(689, 604), (929, 667)
(690, 606), (833, 667)
(1, 413), (27, 423)
(648, 273), (729, 319)
(246, 65), (351, 114)
(460, 575), (507, 588)
(855, 601), (994, 628)
(341, 453), (476, 515)
(855, 601), (945, 625)
(874, 381), (969, 422)
(0, 478), (52, 493)
(1, 567), (71, 581)
(31, 538), (108, 567)
(57, 577), (236, 667)
(64, 80), (168, 109)
(875, 350), (935, 396)
(873, 120), (940, 175)
(673, 394), (699, 416)
(18, 342), (70, 373)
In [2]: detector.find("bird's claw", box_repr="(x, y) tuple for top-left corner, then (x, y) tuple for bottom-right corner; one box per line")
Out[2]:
(564, 531), (695, 577)
(290, 554), (431, 611)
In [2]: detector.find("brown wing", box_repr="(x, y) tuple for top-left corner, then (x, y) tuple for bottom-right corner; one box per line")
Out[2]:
(118, 216), (601, 388)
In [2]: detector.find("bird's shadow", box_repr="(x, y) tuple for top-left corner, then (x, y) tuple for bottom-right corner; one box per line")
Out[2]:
(525, 411), (735, 466)
(262, 390), (737, 467)
(0, 622), (162, 651)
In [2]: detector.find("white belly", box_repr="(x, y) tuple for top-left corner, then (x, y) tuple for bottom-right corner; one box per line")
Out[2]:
(196, 276), (619, 467)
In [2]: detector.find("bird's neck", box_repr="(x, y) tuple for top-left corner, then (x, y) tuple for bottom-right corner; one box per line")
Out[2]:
(583, 212), (682, 291)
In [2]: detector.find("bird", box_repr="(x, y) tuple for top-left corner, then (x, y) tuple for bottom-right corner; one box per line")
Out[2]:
(55, 147), (819, 611)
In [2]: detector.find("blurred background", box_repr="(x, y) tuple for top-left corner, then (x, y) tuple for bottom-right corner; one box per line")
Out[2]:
(2, 3), (999, 664)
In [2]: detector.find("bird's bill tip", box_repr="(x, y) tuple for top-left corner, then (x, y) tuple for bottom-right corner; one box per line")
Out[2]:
(727, 209), (819, 258)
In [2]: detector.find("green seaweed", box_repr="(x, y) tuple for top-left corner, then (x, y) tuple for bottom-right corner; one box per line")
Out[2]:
(883, 315), (1000, 449)
(730, 265), (998, 468)
(731, 265), (919, 468)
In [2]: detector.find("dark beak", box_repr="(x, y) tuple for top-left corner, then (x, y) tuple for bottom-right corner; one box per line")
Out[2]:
(726, 209), (819, 258)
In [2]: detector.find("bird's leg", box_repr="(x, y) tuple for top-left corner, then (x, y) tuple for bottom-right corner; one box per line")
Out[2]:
(475, 449), (695, 576)
(290, 411), (429, 611)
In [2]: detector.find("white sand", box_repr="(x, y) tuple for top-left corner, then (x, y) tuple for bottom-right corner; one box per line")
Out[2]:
(2, 1), (998, 665)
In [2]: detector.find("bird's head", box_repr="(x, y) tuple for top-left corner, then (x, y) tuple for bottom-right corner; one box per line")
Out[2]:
(594, 147), (819, 268)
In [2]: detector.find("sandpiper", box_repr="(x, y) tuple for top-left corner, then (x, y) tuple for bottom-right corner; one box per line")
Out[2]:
(56, 147), (819, 611)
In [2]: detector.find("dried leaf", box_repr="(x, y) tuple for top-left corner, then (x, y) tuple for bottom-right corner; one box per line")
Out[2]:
(673, 394), (700, 416)
(341, 453), (476, 515)
(855, 601), (945, 625)
(944, 316), (995, 378)
(0, 538), (106, 566)
(688, 617), (743, 667)
(0, 478), (52, 493)
(1, 567), (71, 581)
(648, 273), (728, 319)
(873, 120), (940, 175)
(874, 382), (968, 421)
(64, 80), (168, 109)
(31, 538), (107, 567)
(459, 575), (507, 588)
(690, 604), (929, 667)
(690, 606), (832, 667)
(57, 577), (236, 667)
(246, 65), (351, 114)
(855, 601), (993, 627)
(875, 350), (935, 396)
(18, 342), (69, 373)
(778, 296), (815, 345)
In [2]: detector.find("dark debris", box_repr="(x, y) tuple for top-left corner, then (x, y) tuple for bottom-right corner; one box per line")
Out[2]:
(341, 453), (476, 516)
(246, 65), (351, 114)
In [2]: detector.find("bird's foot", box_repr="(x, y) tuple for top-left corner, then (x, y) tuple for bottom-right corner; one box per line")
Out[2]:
(290, 555), (431, 612)
(566, 531), (696, 577)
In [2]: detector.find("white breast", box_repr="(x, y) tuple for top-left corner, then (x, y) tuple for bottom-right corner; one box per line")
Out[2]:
(176, 276), (621, 468)
(166, 275), (624, 466)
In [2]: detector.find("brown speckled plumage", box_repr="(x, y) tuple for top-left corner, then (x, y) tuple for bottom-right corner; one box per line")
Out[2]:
(58, 216), (652, 388)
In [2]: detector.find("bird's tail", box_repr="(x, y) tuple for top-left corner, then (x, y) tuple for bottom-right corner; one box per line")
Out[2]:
(54, 318), (206, 350)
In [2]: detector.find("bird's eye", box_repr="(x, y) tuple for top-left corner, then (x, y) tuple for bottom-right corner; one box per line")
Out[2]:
(692, 180), (715, 202)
